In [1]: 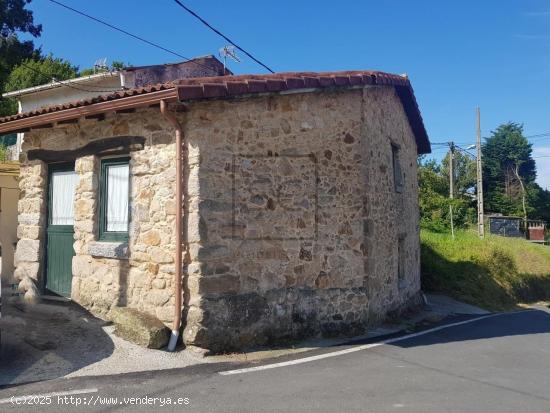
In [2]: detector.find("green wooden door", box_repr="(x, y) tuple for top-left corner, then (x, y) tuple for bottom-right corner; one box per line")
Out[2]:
(46, 163), (77, 297)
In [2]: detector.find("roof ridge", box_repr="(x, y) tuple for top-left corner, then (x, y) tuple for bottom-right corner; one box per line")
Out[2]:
(0, 70), (430, 154)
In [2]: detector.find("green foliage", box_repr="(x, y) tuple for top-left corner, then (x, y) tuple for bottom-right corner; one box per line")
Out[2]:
(528, 184), (550, 222)
(0, 0), (42, 37)
(0, 143), (7, 162)
(0, 54), (79, 116)
(0, 94), (18, 115)
(111, 60), (127, 70)
(0, 34), (39, 85)
(0, 133), (16, 161)
(481, 122), (550, 221)
(441, 150), (476, 197)
(419, 122), (550, 233)
(482, 123), (537, 216)
(79, 60), (130, 77)
(5, 54), (78, 92)
(421, 230), (550, 310)
(0, 35), (40, 115)
(78, 67), (98, 77)
(418, 156), (476, 232)
(0, 0), (42, 114)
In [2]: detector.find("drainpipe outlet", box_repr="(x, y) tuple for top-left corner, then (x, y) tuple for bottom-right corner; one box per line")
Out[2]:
(167, 329), (179, 352)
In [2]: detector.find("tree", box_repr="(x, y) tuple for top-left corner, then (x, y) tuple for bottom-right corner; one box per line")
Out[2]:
(0, 0), (42, 115)
(111, 60), (127, 70)
(441, 149), (476, 198)
(418, 157), (475, 231)
(79, 60), (130, 77)
(0, 0), (42, 38)
(0, 55), (78, 116)
(482, 123), (537, 218)
(5, 55), (78, 91)
(419, 122), (550, 231)
(530, 185), (550, 222)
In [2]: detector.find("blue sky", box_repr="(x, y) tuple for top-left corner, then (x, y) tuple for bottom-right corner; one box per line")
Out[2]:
(23, 0), (550, 188)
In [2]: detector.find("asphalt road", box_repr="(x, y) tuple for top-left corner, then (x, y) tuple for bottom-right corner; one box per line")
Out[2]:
(2, 308), (550, 412)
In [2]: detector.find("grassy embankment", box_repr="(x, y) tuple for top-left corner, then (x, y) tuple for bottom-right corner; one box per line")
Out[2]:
(421, 229), (550, 310)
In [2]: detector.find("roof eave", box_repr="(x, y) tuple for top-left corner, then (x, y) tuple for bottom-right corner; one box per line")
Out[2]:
(0, 87), (178, 134)
(0, 71), (431, 155)
(1, 71), (121, 99)
(394, 85), (431, 154)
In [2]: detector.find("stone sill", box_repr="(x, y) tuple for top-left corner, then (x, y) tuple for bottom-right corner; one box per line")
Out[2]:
(88, 241), (129, 260)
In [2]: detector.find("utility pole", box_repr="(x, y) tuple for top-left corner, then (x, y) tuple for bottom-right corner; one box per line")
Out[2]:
(476, 107), (485, 239)
(449, 142), (455, 239)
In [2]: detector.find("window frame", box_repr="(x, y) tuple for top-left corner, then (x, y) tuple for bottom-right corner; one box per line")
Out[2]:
(98, 156), (131, 242)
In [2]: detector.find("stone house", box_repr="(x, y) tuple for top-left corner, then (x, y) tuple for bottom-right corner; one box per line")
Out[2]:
(0, 56), (228, 298)
(0, 70), (431, 351)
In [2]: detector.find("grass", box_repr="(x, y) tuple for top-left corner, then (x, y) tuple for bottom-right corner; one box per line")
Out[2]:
(421, 229), (550, 311)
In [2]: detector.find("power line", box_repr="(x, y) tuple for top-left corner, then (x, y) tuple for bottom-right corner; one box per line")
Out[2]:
(525, 132), (550, 139)
(433, 142), (550, 160)
(47, 0), (220, 76)
(432, 133), (550, 148)
(171, 0), (275, 73)
(455, 145), (476, 158)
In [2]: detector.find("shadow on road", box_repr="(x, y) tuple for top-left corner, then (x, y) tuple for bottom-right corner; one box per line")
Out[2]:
(0, 297), (114, 387)
(392, 309), (550, 348)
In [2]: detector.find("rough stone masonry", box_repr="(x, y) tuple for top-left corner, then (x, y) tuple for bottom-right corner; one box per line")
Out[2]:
(15, 84), (422, 352)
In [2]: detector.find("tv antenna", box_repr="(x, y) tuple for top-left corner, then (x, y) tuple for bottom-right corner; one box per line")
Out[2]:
(218, 45), (241, 73)
(93, 57), (108, 73)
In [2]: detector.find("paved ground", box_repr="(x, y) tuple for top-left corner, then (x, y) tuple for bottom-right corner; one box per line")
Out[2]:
(0, 292), (477, 385)
(1, 307), (550, 412)
(425, 293), (491, 316)
(0, 296), (206, 385)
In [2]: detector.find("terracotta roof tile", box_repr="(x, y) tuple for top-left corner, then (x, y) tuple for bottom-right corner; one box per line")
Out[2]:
(318, 76), (336, 87)
(226, 81), (249, 95)
(266, 79), (287, 92)
(247, 79), (269, 93)
(303, 77), (320, 88)
(0, 70), (430, 153)
(202, 83), (228, 98)
(177, 84), (203, 100)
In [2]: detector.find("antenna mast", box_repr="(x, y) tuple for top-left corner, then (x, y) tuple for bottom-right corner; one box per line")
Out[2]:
(93, 57), (108, 74)
(218, 45), (241, 73)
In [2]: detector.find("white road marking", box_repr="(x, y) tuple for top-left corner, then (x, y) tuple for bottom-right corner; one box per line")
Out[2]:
(0, 388), (98, 404)
(219, 312), (520, 375)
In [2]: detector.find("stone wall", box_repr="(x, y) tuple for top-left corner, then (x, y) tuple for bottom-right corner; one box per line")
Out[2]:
(14, 84), (422, 352)
(182, 86), (421, 351)
(14, 160), (47, 302)
(15, 109), (181, 322)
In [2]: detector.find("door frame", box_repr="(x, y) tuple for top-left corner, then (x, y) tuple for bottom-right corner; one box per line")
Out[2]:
(44, 161), (76, 297)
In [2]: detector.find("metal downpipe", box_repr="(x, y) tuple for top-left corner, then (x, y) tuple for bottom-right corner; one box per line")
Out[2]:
(160, 99), (184, 352)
